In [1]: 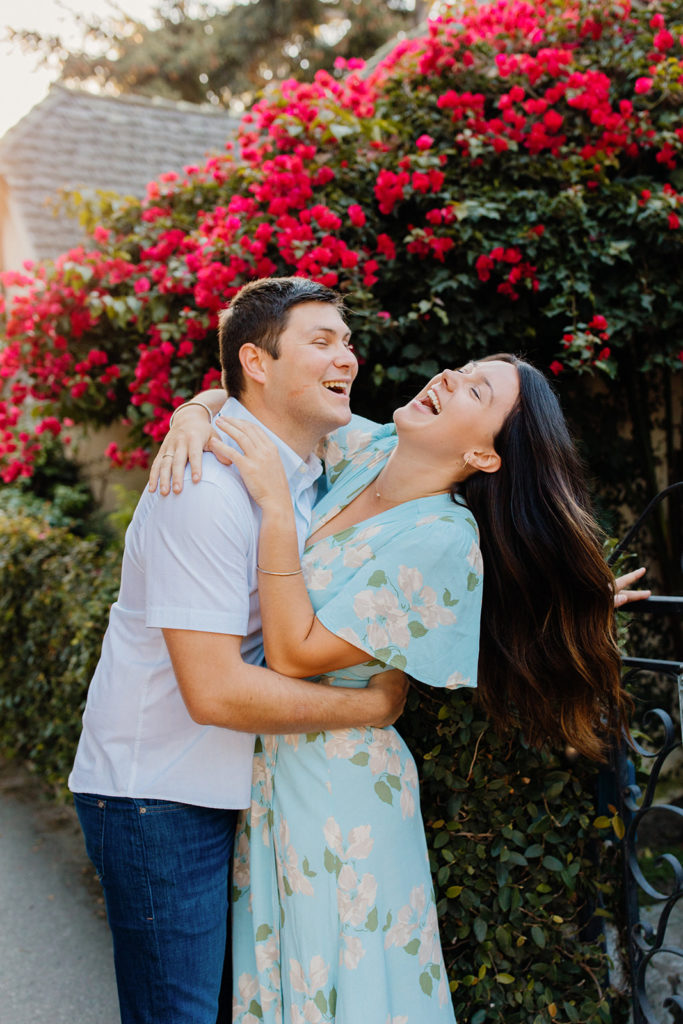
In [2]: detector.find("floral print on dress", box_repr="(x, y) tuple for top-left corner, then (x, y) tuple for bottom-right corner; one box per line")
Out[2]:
(231, 417), (479, 1022)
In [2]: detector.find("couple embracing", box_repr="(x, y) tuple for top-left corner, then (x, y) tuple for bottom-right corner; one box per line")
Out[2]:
(69, 275), (638, 1024)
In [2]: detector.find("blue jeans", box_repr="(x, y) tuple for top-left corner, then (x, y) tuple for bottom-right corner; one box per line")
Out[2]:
(73, 793), (238, 1024)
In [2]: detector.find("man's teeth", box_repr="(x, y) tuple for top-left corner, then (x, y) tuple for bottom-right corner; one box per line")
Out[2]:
(323, 381), (347, 394)
(426, 388), (441, 414)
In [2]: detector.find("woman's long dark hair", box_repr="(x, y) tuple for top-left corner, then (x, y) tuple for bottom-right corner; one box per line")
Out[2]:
(455, 354), (630, 761)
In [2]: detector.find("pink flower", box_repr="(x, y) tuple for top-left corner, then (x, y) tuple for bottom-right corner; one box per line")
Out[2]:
(134, 277), (151, 294)
(348, 204), (366, 228)
(668, 212), (680, 230)
(589, 314), (608, 330)
(415, 134), (434, 150)
(35, 416), (62, 436)
(549, 361), (564, 376)
(635, 78), (653, 95)
(654, 29), (674, 51)
(475, 254), (494, 282)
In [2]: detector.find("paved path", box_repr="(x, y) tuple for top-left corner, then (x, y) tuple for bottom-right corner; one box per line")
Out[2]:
(0, 762), (119, 1024)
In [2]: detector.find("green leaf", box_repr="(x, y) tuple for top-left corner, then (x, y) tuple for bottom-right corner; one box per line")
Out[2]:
(473, 917), (488, 942)
(408, 619), (428, 638)
(314, 990), (328, 1014)
(254, 924), (272, 942)
(350, 751), (370, 766)
(419, 970), (434, 996)
(386, 773), (401, 790)
(328, 122), (357, 140)
(467, 572), (479, 591)
(496, 973), (515, 984)
(367, 570), (388, 587)
(542, 856), (564, 872)
(247, 1000), (263, 1019)
(404, 938), (420, 955)
(442, 587), (459, 607)
(374, 780), (393, 804)
(366, 907), (378, 931)
(302, 857), (317, 878)
(531, 925), (546, 948)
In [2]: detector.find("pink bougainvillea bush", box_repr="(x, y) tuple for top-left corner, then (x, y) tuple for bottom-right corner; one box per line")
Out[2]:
(1, 0), (681, 526)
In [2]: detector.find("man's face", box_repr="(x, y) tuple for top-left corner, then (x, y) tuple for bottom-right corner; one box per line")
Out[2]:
(259, 301), (358, 447)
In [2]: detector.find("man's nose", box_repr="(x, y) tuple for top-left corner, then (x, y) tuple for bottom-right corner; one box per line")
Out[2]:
(334, 343), (358, 370)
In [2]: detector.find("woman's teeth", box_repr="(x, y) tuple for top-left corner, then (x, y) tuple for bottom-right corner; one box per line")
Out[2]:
(426, 388), (441, 414)
(322, 381), (347, 394)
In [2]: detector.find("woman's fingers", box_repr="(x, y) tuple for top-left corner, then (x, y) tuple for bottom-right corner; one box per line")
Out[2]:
(216, 416), (276, 454)
(613, 566), (651, 607)
(206, 436), (235, 466)
(149, 437), (188, 495)
(214, 416), (288, 506)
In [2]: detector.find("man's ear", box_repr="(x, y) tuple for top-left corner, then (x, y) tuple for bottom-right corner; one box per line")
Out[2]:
(466, 448), (501, 475)
(239, 343), (268, 385)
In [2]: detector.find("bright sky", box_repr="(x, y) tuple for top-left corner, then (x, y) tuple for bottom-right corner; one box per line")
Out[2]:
(0, 0), (160, 137)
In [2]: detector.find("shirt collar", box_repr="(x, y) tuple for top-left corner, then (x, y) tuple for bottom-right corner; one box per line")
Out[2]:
(216, 397), (322, 487)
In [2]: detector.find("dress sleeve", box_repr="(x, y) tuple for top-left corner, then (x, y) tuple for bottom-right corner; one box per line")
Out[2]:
(315, 510), (482, 689)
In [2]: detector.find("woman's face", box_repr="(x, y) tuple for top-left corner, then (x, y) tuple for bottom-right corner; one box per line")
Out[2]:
(393, 360), (520, 463)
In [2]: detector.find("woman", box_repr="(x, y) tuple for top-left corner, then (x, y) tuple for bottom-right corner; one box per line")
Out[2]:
(154, 355), (636, 1023)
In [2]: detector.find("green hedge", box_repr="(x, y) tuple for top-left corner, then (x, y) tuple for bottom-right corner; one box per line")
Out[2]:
(0, 504), (627, 1022)
(0, 506), (120, 788)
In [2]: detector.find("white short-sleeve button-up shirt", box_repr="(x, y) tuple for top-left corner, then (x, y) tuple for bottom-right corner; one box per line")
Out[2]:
(68, 399), (322, 809)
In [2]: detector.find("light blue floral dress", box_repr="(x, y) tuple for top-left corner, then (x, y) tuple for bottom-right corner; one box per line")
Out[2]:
(232, 416), (482, 1024)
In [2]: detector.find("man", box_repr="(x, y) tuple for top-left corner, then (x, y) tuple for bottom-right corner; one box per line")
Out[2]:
(68, 277), (407, 1024)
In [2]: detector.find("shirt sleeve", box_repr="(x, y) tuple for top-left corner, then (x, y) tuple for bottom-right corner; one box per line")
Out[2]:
(141, 469), (255, 635)
(316, 511), (482, 689)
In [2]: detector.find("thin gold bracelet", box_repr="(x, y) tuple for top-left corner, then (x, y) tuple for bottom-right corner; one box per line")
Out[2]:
(257, 565), (303, 576)
(169, 400), (213, 429)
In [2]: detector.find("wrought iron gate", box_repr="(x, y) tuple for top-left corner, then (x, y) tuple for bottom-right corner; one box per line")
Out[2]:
(608, 483), (683, 1022)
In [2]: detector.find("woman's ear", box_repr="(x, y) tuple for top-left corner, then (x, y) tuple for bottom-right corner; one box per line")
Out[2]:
(239, 343), (268, 385)
(465, 449), (501, 475)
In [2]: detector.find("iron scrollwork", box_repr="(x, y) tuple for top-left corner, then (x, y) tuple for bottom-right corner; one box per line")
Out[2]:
(608, 481), (683, 1022)
(616, 671), (683, 1022)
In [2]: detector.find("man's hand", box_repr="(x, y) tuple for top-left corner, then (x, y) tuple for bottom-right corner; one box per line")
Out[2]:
(366, 669), (410, 727)
(614, 566), (651, 608)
